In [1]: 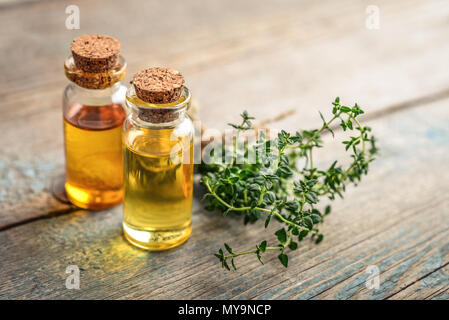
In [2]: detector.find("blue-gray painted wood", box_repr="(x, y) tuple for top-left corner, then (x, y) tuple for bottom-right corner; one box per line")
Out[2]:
(0, 98), (448, 299)
(1, 0), (449, 300)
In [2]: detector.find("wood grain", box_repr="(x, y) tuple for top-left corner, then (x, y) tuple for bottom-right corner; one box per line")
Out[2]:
(1, 0), (449, 299)
(0, 96), (447, 299)
(1, 0), (449, 228)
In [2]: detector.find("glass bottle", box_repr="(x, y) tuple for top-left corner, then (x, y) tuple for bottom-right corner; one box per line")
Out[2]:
(123, 76), (194, 251)
(62, 35), (127, 210)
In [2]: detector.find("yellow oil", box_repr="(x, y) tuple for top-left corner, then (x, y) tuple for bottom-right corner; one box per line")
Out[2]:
(123, 126), (193, 250)
(64, 103), (126, 209)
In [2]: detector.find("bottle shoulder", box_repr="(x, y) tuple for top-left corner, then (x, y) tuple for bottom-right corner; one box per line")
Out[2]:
(124, 115), (193, 155)
(175, 115), (194, 135)
(63, 82), (126, 107)
(124, 114), (194, 132)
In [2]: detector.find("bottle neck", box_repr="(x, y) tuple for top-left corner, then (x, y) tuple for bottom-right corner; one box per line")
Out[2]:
(125, 86), (191, 127)
(71, 82), (125, 106)
(64, 54), (127, 90)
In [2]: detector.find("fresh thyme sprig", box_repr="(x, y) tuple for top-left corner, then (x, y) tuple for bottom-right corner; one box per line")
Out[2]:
(199, 98), (378, 270)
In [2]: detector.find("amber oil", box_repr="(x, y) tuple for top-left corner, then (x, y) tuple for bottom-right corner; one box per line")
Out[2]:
(64, 103), (126, 209)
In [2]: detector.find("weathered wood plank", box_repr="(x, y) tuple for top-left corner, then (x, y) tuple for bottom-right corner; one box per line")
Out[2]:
(385, 247), (449, 299)
(0, 104), (74, 229)
(0, 97), (447, 299)
(1, 0), (449, 228)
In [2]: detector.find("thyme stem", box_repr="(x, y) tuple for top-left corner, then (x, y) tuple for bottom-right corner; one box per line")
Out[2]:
(202, 98), (377, 270)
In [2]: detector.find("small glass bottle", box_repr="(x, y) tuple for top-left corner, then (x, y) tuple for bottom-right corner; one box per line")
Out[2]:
(63, 34), (127, 210)
(123, 67), (194, 250)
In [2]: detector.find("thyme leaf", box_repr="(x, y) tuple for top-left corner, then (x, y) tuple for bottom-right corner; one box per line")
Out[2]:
(200, 98), (378, 270)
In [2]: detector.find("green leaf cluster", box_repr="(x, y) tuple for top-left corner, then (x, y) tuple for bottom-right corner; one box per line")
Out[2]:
(200, 98), (378, 270)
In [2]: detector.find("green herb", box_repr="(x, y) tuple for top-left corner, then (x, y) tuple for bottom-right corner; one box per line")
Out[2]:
(200, 98), (378, 270)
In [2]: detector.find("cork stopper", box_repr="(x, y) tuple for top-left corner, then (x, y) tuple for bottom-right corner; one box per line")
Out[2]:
(132, 67), (184, 104)
(71, 34), (120, 73)
(130, 67), (188, 124)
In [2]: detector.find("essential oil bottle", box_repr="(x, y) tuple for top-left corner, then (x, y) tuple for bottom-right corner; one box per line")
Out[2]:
(63, 34), (127, 209)
(123, 67), (194, 250)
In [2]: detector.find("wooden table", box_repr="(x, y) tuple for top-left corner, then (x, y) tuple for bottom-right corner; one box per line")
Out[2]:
(1, 0), (448, 299)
